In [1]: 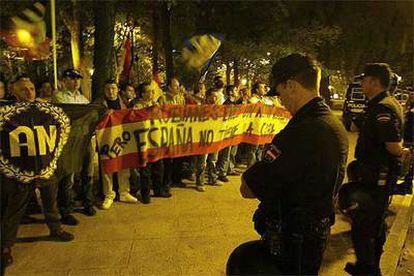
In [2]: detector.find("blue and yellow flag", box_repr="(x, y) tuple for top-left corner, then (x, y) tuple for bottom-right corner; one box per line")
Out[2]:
(182, 34), (223, 72)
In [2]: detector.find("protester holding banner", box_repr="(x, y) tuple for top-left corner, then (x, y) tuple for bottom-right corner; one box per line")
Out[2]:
(205, 80), (227, 186)
(120, 83), (137, 107)
(100, 80), (138, 209)
(187, 83), (209, 192)
(132, 82), (171, 202)
(162, 77), (187, 189)
(245, 81), (273, 168)
(1, 77), (74, 270)
(223, 85), (243, 177)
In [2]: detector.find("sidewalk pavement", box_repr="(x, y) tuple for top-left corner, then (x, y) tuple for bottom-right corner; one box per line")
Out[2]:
(5, 173), (413, 276)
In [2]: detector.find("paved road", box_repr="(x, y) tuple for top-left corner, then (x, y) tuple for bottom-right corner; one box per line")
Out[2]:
(5, 129), (407, 276)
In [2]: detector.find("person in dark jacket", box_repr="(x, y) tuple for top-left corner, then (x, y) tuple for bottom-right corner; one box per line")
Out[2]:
(345, 63), (411, 275)
(1, 76), (74, 272)
(227, 53), (349, 275)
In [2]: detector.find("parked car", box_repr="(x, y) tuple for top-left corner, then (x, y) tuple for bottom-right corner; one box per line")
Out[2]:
(330, 90), (345, 110)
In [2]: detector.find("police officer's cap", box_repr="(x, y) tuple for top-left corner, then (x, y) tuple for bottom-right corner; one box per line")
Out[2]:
(63, 69), (83, 79)
(269, 53), (318, 96)
(362, 63), (392, 88)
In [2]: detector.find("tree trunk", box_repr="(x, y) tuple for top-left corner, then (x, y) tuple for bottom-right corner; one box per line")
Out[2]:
(225, 61), (231, 86)
(233, 58), (240, 86)
(160, 1), (174, 81)
(61, 0), (81, 70)
(151, 1), (160, 74)
(91, 0), (116, 100)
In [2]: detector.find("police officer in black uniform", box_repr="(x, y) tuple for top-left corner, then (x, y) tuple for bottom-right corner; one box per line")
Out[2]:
(344, 63), (412, 275)
(226, 53), (349, 275)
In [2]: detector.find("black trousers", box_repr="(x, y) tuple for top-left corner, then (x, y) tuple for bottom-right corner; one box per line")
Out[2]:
(140, 160), (165, 196)
(163, 157), (184, 186)
(1, 176), (61, 249)
(1, 177), (31, 249)
(351, 196), (387, 272)
(227, 229), (329, 275)
(58, 173), (75, 217)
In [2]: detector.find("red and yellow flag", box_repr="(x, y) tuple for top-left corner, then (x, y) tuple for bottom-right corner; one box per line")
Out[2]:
(96, 104), (290, 174)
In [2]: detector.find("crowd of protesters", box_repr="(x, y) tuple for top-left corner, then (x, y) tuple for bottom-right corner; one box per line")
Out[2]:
(0, 69), (282, 270)
(1, 68), (412, 271)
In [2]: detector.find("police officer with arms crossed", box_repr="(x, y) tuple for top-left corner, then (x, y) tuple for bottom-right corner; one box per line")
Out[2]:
(344, 63), (412, 275)
(226, 53), (349, 275)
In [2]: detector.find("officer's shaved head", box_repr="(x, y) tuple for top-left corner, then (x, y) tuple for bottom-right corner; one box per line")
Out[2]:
(270, 53), (321, 95)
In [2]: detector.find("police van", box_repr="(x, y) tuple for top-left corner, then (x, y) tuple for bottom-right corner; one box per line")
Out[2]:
(342, 75), (367, 131)
(342, 73), (403, 131)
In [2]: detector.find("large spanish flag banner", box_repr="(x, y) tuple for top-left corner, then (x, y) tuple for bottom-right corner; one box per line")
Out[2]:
(96, 104), (291, 174)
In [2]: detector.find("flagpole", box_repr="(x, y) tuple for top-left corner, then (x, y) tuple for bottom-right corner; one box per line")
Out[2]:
(51, 0), (58, 91)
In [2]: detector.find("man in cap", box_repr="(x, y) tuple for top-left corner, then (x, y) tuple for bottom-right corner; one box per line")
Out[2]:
(54, 69), (93, 225)
(54, 69), (89, 104)
(345, 63), (412, 275)
(226, 53), (348, 275)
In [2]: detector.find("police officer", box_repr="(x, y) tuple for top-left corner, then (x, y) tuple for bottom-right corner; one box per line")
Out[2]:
(226, 53), (349, 275)
(345, 63), (412, 275)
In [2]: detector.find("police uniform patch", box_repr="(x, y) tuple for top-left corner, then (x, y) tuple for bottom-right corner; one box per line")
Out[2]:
(376, 113), (391, 123)
(263, 144), (281, 163)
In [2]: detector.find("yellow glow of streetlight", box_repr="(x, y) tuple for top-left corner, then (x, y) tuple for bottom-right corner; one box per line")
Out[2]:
(16, 29), (35, 48)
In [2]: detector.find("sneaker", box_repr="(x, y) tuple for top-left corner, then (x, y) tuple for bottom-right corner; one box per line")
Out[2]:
(217, 176), (229, 182)
(119, 193), (138, 203)
(50, 229), (74, 242)
(196, 185), (206, 192)
(60, 214), (79, 225)
(101, 198), (113, 210)
(209, 181), (223, 186)
(83, 206), (96, 216)
(1, 247), (13, 268)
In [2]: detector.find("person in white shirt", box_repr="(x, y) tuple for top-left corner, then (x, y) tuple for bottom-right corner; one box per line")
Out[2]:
(53, 69), (89, 104)
(53, 69), (92, 225)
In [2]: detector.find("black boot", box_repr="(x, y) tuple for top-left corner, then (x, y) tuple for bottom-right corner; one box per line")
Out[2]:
(50, 229), (74, 242)
(345, 262), (381, 276)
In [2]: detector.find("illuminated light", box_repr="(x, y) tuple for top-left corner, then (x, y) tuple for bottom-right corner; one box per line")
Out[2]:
(16, 29), (35, 48)
(260, 58), (270, 65)
(241, 79), (247, 86)
(333, 93), (339, 99)
(266, 52), (271, 56)
(89, 69), (94, 75)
